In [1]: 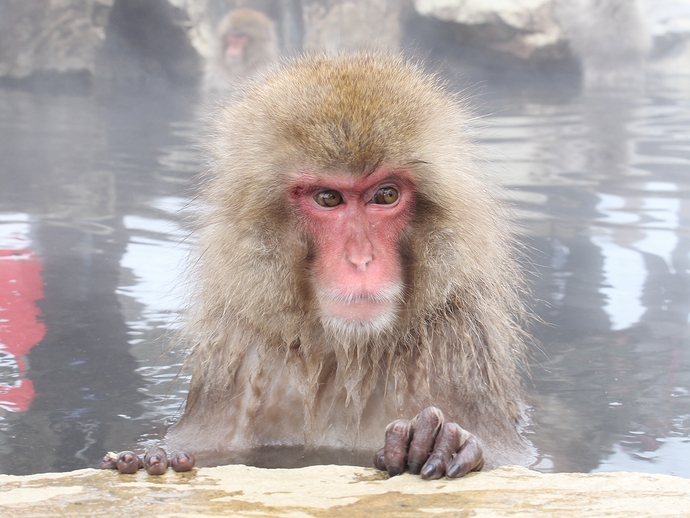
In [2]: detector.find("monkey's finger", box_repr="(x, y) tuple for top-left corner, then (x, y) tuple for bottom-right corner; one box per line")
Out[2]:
(98, 452), (118, 469)
(446, 434), (484, 478)
(171, 451), (196, 472)
(373, 447), (386, 471)
(420, 422), (464, 480)
(116, 451), (142, 474)
(383, 419), (412, 477)
(144, 446), (169, 475)
(407, 407), (444, 475)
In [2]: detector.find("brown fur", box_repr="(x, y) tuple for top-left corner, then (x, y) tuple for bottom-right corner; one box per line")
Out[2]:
(204, 8), (279, 91)
(168, 53), (535, 469)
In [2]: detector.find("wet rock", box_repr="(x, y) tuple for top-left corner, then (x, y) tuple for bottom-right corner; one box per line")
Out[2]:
(414, 0), (566, 61)
(302, 0), (406, 52)
(0, 0), (201, 90)
(415, 0), (690, 79)
(0, 0), (113, 82)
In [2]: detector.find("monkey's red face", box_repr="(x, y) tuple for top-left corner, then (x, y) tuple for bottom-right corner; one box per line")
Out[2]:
(290, 168), (414, 329)
(225, 33), (248, 60)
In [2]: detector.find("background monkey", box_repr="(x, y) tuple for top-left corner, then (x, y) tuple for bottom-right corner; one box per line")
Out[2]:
(105, 53), (535, 478)
(204, 8), (279, 91)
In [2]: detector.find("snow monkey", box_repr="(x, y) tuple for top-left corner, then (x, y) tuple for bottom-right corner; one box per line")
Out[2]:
(204, 8), (278, 91)
(101, 53), (535, 479)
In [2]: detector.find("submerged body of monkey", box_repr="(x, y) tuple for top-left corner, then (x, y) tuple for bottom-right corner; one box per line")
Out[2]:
(103, 53), (535, 478)
(203, 8), (279, 92)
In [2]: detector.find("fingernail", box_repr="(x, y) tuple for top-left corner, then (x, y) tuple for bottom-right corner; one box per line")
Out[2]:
(446, 463), (461, 478)
(388, 465), (402, 477)
(408, 460), (422, 474)
(378, 455), (385, 468)
(421, 463), (436, 478)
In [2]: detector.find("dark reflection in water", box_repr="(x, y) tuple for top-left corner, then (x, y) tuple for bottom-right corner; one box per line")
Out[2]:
(0, 88), (196, 474)
(0, 73), (689, 477)
(481, 77), (690, 476)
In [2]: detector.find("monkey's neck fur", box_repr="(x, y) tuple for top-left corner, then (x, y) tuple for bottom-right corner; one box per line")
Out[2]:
(169, 289), (531, 469)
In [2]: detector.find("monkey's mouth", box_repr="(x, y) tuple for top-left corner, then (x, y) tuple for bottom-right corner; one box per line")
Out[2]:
(317, 284), (403, 325)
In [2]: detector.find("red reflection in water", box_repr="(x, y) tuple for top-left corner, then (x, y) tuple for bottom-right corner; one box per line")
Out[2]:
(0, 247), (45, 412)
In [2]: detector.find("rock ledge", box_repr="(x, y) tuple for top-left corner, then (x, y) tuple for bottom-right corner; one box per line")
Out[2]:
(1, 464), (689, 516)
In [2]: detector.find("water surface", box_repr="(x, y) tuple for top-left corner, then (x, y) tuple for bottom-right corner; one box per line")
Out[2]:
(0, 73), (689, 476)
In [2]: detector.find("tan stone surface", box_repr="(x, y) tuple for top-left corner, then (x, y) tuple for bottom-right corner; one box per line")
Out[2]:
(1, 464), (689, 517)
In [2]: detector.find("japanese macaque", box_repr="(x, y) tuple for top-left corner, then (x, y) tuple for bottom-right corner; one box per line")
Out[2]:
(204, 8), (279, 91)
(104, 53), (535, 478)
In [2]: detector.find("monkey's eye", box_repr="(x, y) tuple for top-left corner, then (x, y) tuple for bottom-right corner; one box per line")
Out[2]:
(372, 187), (399, 205)
(314, 190), (343, 207)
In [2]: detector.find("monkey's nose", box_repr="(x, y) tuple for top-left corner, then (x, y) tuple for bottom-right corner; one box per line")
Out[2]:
(347, 253), (373, 271)
(345, 235), (374, 271)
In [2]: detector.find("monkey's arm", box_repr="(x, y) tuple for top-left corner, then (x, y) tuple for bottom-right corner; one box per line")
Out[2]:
(373, 406), (484, 479)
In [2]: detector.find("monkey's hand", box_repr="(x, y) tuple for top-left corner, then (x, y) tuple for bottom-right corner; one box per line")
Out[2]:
(98, 447), (195, 475)
(373, 406), (484, 480)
